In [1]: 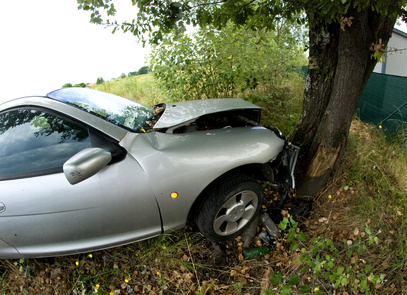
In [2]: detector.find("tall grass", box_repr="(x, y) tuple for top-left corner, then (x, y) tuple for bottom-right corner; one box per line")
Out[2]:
(335, 120), (407, 286)
(92, 74), (171, 105)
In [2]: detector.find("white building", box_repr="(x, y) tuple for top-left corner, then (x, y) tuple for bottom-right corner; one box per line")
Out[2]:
(374, 28), (407, 77)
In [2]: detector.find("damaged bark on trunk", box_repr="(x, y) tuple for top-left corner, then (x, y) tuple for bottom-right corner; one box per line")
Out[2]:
(294, 7), (397, 196)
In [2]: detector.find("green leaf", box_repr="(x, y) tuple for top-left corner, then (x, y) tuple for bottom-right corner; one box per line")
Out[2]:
(336, 266), (344, 275)
(297, 231), (306, 242)
(288, 274), (301, 285)
(261, 290), (276, 295)
(365, 224), (371, 235)
(280, 285), (293, 295)
(298, 284), (311, 293)
(341, 277), (348, 286)
(364, 265), (372, 273)
(360, 279), (368, 292)
(271, 273), (283, 286)
(289, 216), (298, 229)
(278, 218), (289, 230)
(287, 228), (296, 242)
(289, 241), (298, 251)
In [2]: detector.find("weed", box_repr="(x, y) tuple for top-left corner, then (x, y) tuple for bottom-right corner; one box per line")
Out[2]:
(261, 216), (385, 294)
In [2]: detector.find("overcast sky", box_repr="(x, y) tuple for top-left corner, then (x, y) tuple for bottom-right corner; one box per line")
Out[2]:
(2, 2), (407, 104)
(0, 0), (150, 102)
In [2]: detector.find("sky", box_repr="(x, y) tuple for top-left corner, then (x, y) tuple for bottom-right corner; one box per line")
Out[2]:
(1, 2), (407, 104)
(0, 0), (150, 102)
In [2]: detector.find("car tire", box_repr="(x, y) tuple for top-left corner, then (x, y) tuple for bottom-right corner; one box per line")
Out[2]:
(196, 174), (263, 241)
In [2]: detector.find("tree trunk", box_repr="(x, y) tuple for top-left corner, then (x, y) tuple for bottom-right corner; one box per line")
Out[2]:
(294, 7), (397, 196)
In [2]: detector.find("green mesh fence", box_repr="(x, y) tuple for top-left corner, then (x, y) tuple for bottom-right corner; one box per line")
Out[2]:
(358, 72), (407, 133)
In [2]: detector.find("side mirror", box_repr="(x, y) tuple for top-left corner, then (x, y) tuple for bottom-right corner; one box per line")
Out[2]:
(63, 148), (112, 185)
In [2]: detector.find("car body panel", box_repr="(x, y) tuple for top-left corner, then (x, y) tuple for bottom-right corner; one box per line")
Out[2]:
(120, 127), (285, 230)
(154, 98), (262, 129)
(0, 154), (162, 258)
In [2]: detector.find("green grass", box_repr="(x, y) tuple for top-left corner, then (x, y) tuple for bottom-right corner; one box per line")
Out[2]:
(332, 120), (407, 290)
(91, 74), (172, 106)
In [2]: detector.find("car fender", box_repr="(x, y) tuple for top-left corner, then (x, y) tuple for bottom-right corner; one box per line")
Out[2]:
(120, 127), (285, 231)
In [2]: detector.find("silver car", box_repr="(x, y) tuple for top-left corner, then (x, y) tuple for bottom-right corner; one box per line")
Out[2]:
(0, 88), (298, 258)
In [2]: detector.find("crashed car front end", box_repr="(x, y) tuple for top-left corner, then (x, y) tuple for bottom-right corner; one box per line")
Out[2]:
(151, 98), (299, 191)
(120, 98), (300, 233)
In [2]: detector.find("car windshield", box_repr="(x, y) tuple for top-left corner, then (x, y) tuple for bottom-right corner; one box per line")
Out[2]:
(47, 88), (155, 132)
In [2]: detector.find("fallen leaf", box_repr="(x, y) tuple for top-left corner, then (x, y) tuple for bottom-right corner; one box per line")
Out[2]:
(318, 217), (328, 223)
(260, 268), (271, 292)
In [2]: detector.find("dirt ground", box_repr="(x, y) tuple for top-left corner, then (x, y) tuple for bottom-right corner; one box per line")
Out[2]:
(2, 179), (406, 295)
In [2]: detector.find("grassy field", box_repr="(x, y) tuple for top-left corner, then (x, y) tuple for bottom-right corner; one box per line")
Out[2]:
(1, 74), (406, 294)
(92, 74), (172, 106)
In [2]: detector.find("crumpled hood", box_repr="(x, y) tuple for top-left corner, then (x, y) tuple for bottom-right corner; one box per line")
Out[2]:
(153, 98), (262, 129)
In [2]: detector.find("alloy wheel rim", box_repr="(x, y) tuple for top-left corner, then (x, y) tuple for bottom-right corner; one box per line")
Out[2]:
(213, 190), (258, 236)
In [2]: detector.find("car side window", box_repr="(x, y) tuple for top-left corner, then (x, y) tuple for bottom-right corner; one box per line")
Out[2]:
(0, 109), (92, 180)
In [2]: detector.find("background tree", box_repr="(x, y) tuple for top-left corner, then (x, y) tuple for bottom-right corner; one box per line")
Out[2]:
(73, 82), (87, 88)
(62, 83), (72, 88)
(137, 65), (150, 75)
(96, 77), (105, 84)
(78, 0), (407, 196)
(150, 21), (306, 100)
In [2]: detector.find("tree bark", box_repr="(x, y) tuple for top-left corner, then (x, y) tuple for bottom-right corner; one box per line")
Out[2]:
(294, 6), (397, 196)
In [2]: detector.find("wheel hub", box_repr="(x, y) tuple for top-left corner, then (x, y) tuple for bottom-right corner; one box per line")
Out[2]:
(227, 204), (245, 222)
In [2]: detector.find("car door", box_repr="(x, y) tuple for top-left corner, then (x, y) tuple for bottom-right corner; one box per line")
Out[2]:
(0, 108), (161, 257)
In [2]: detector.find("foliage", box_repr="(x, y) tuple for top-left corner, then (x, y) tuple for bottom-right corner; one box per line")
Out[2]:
(96, 77), (105, 84)
(91, 73), (171, 105)
(63, 82), (87, 88)
(128, 71), (138, 77)
(73, 82), (87, 88)
(118, 72), (127, 79)
(138, 65), (149, 75)
(342, 120), (407, 265)
(150, 22), (306, 101)
(261, 216), (385, 294)
(77, 0), (407, 45)
(128, 66), (150, 78)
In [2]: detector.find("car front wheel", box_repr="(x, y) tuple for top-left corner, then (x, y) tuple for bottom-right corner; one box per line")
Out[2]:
(196, 174), (263, 241)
